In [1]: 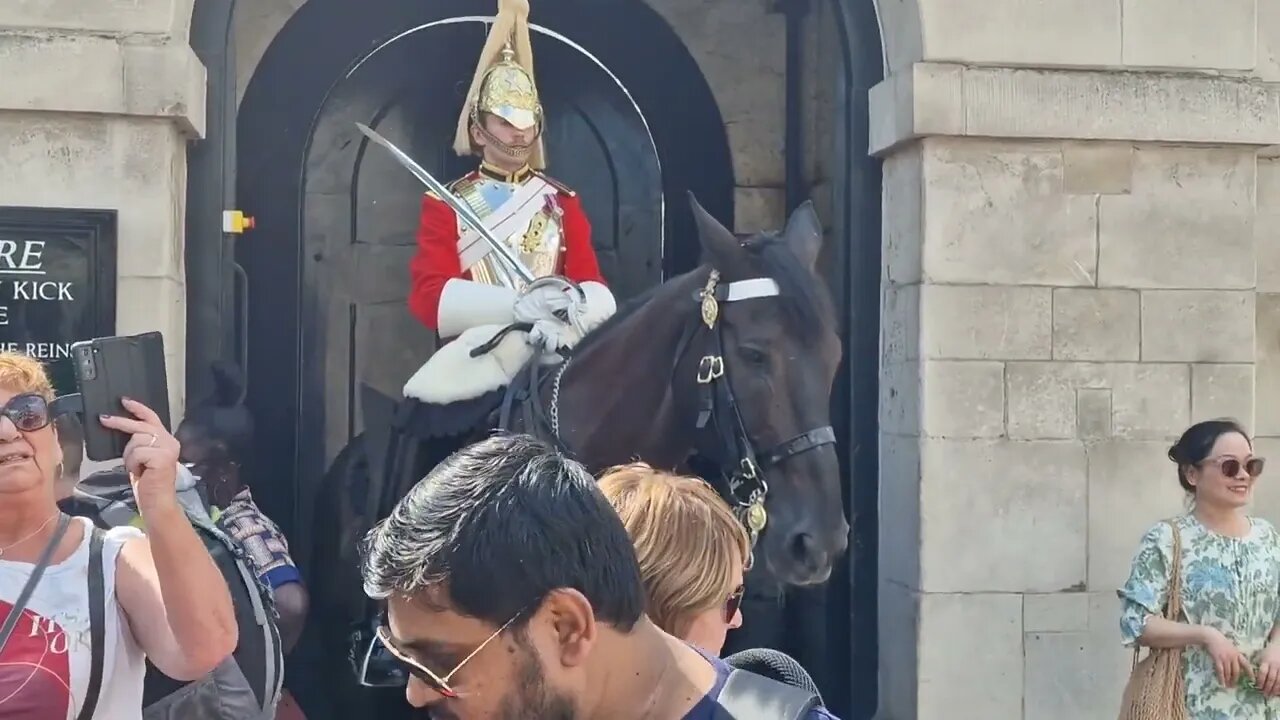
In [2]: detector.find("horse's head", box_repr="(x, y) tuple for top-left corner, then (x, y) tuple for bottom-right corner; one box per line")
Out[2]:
(688, 194), (849, 587)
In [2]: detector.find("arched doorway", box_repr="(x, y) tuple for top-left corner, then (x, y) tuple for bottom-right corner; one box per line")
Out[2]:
(235, 0), (733, 554)
(235, 4), (731, 715)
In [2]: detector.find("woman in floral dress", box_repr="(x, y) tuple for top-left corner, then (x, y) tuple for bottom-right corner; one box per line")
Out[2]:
(1120, 419), (1278, 718)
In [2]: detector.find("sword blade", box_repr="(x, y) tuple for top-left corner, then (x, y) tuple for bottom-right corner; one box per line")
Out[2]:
(354, 122), (536, 285)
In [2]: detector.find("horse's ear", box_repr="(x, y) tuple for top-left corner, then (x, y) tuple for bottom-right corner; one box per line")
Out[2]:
(689, 192), (743, 269)
(784, 200), (823, 270)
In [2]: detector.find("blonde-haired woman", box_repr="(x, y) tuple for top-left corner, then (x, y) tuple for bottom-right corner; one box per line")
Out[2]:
(599, 463), (750, 655)
(0, 352), (237, 718)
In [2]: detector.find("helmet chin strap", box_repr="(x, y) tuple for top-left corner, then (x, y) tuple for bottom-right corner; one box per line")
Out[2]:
(474, 119), (541, 162)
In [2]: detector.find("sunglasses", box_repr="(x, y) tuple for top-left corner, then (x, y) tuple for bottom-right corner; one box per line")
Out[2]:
(724, 585), (745, 623)
(1205, 456), (1266, 478)
(0, 393), (53, 433)
(360, 613), (521, 699)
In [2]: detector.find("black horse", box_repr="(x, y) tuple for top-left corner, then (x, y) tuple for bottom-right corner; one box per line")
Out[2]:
(305, 195), (848, 717)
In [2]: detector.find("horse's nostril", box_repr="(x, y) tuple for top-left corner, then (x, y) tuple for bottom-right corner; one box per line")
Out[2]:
(789, 532), (818, 563)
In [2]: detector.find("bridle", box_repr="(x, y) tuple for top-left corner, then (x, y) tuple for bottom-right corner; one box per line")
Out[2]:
(675, 269), (836, 548)
(540, 267), (836, 547)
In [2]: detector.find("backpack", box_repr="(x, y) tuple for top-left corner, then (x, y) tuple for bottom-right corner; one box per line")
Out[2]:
(64, 468), (285, 720)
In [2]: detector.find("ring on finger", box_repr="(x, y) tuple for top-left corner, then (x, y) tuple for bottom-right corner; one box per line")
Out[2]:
(146, 434), (157, 448)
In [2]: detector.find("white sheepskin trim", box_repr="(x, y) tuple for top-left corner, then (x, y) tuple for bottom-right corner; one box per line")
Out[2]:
(404, 281), (618, 405)
(403, 324), (537, 404)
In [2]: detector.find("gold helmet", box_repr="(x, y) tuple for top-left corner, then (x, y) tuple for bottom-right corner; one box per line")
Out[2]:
(453, 0), (546, 169)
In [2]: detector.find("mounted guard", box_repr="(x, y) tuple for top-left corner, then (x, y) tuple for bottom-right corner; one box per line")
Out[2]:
(401, 0), (615, 405)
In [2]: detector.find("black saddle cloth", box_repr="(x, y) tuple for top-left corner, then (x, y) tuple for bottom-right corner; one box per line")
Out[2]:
(392, 387), (507, 441)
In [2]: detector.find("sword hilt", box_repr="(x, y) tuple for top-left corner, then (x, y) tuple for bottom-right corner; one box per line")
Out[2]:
(519, 275), (588, 326)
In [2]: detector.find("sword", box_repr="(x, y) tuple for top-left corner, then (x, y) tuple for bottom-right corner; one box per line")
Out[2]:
(354, 122), (536, 285)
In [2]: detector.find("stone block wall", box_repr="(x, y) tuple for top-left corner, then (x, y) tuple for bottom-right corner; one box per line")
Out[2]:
(0, 4), (205, 418)
(873, 0), (1280, 714)
(646, 0), (787, 234)
(880, 135), (1266, 719)
(1256, 155), (1280, 595)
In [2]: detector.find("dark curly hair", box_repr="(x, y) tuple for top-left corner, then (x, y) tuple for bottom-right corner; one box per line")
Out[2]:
(177, 361), (253, 462)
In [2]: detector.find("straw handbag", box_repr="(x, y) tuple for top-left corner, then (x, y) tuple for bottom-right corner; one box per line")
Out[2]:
(1118, 520), (1188, 720)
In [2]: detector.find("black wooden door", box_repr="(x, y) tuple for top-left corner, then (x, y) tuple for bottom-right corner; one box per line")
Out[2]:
(302, 22), (664, 467)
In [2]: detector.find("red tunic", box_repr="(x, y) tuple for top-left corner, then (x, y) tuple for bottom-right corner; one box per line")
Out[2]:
(408, 174), (605, 331)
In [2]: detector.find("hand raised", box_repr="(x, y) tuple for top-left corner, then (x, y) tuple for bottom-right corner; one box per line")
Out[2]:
(98, 397), (181, 512)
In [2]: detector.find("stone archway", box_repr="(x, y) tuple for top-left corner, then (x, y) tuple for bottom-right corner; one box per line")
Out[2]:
(230, 3), (733, 717)
(232, 0), (734, 539)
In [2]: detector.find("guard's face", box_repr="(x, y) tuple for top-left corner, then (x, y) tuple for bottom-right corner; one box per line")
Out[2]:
(482, 113), (531, 146)
(472, 113), (537, 167)
(383, 591), (582, 720)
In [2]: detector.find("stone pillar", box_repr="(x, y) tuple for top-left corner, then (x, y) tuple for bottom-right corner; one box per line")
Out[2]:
(870, 3), (1280, 716)
(0, 3), (206, 417)
(646, 0), (787, 233)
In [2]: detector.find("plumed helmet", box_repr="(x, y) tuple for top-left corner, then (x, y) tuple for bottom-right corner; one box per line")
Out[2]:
(453, 0), (546, 168)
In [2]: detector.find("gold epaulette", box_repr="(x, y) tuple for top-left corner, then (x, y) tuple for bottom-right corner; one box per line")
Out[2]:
(532, 170), (576, 197)
(425, 173), (477, 200)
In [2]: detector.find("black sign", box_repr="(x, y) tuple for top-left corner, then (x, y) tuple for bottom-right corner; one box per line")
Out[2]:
(0, 208), (117, 394)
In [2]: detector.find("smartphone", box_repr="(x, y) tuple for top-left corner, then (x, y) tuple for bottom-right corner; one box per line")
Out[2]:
(70, 332), (171, 462)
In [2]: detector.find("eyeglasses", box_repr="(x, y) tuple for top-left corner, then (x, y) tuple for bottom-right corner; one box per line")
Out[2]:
(724, 585), (745, 623)
(360, 613), (521, 699)
(1205, 455), (1266, 478)
(0, 393), (52, 433)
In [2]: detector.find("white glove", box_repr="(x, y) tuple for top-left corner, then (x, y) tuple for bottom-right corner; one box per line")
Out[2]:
(527, 319), (580, 360)
(513, 278), (586, 330)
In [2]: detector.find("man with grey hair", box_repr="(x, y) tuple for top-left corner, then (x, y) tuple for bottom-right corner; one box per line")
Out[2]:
(360, 433), (838, 720)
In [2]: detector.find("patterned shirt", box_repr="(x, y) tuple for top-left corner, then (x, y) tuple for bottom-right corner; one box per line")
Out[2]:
(212, 487), (301, 590)
(1119, 514), (1280, 719)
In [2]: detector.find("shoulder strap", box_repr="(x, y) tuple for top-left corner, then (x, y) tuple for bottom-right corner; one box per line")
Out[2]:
(76, 527), (106, 720)
(1163, 519), (1184, 620)
(714, 669), (820, 720)
(532, 170), (577, 197)
(0, 514), (73, 653)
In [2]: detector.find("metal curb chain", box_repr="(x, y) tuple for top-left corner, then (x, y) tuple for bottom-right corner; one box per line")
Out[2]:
(550, 357), (570, 437)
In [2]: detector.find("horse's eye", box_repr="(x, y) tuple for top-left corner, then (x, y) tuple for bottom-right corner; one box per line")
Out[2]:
(738, 346), (769, 366)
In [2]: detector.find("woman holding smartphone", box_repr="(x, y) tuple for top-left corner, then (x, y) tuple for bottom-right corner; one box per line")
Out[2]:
(0, 352), (237, 718)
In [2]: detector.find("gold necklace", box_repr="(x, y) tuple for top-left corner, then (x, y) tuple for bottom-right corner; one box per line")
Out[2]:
(0, 512), (61, 558)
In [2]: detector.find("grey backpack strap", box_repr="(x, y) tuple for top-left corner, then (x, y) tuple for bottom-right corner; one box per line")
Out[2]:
(714, 669), (820, 720)
(76, 527), (106, 720)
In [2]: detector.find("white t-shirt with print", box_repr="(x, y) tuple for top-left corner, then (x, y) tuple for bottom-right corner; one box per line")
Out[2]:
(0, 517), (146, 719)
